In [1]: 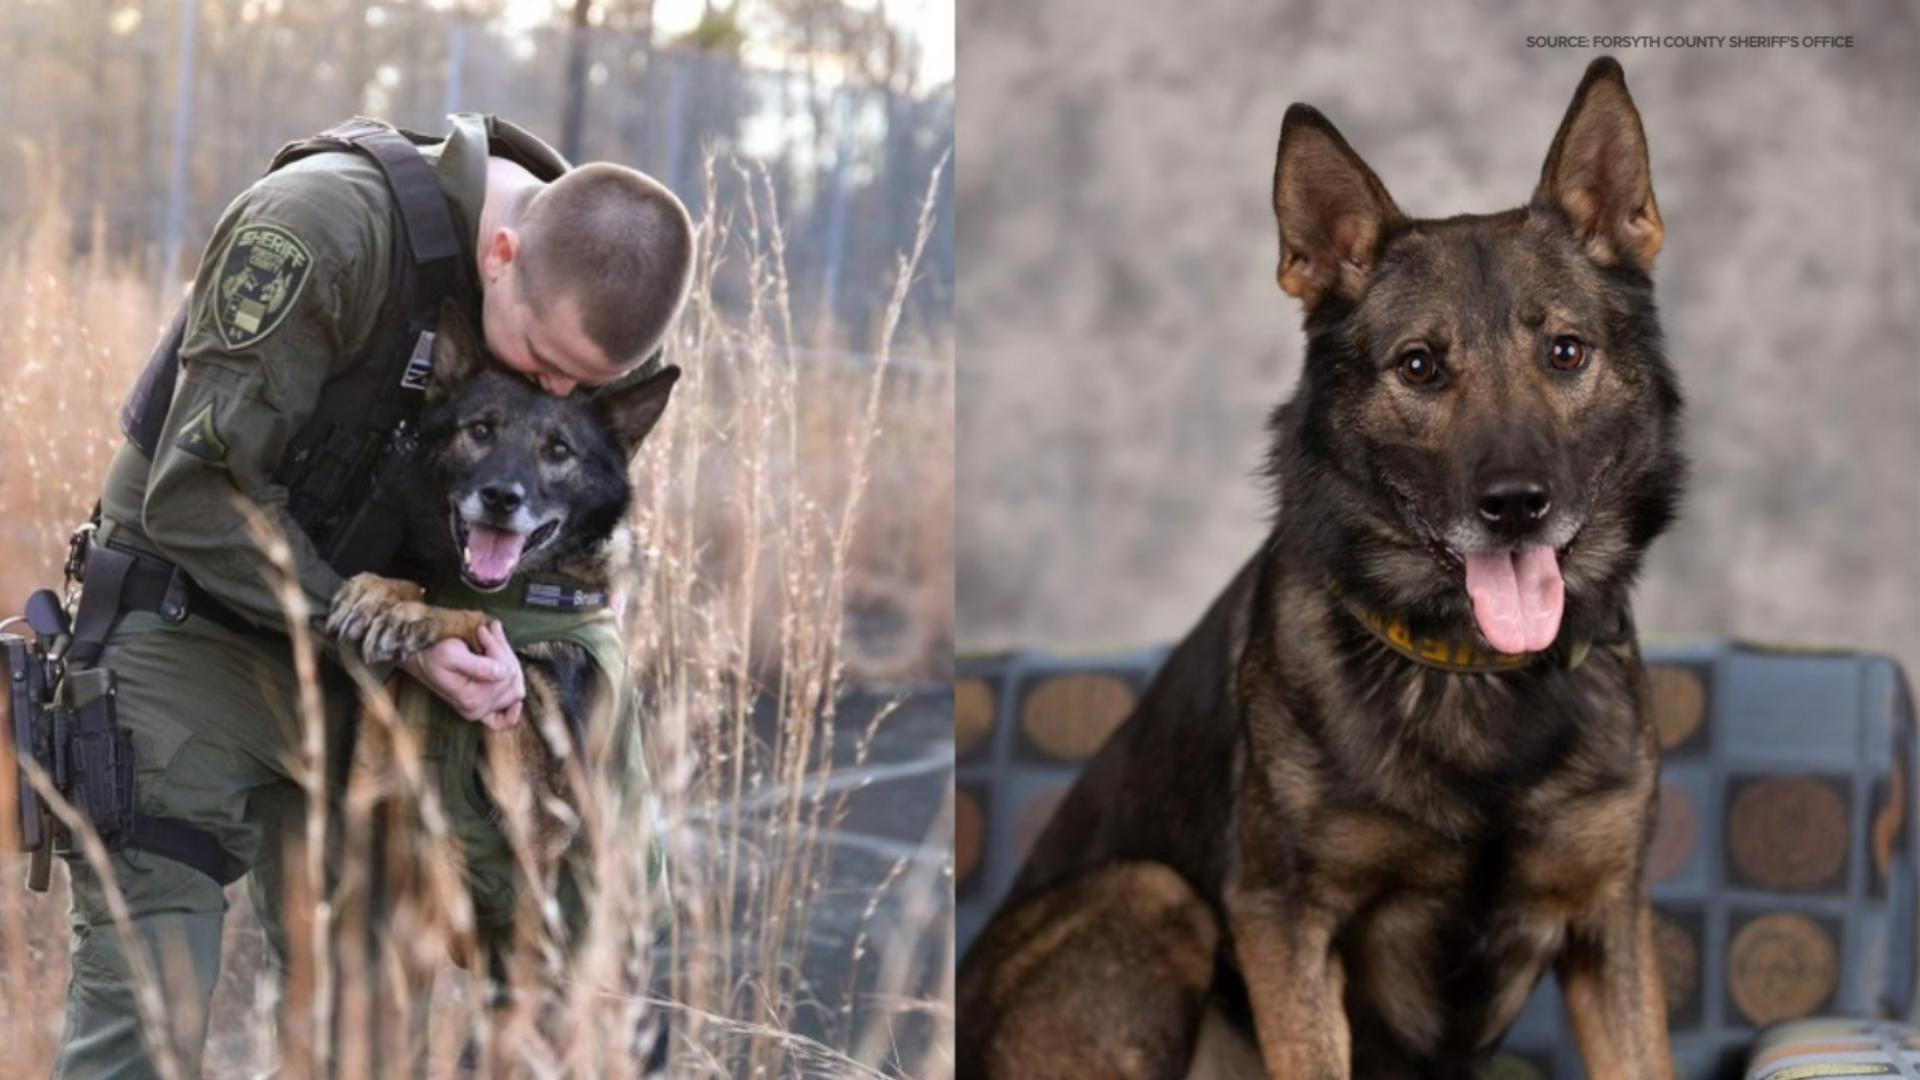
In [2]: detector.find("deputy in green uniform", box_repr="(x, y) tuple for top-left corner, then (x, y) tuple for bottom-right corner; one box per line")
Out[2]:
(60, 114), (694, 1077)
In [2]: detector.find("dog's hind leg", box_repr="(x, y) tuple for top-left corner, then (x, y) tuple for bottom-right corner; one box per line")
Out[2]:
(958, 861), (1218, 1080)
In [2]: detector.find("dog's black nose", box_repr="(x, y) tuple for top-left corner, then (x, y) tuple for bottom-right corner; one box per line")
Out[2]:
(479, 484), (525, 516)
(1477, 471), (1553, 537)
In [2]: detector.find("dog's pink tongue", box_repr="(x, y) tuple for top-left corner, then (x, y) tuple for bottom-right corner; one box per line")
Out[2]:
(463, 524), (526, 585)
(1465, 546), (1565, 655)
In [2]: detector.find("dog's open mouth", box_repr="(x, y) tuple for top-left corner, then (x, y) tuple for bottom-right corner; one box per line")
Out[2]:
(451, 513), (561, 592)
(1421, 511), (1584, 655)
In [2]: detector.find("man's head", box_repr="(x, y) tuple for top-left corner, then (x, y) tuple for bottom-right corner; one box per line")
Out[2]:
(479, 162), (695, 396)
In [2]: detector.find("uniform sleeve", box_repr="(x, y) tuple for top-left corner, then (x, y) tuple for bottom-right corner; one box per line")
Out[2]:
(141, 175), (384, 634)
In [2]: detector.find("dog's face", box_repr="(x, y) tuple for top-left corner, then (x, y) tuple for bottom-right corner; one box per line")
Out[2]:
(407, 307), (679, 591)
(1271, 58), (1684, 653)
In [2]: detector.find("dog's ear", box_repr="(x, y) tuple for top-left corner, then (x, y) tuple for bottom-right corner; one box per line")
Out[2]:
(430, 299), (487, 396)
(1273, 104), (1403, 312)
(595, 363), (681, 457)
(1535, 57), (1663, 270)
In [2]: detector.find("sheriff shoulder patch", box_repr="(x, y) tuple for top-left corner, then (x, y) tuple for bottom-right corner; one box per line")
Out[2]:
(173, 401), (228, 462)
(213, 223), (314, 349)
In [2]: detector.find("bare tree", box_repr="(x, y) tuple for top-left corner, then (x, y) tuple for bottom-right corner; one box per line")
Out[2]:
(559, 0), (594, 160)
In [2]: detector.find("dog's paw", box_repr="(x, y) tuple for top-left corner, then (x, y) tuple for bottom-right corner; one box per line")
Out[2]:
(359, 605), (449, 664)
(326, 574), (428, 662)
(327, 575), (491, 664)
(326, 574), (394, 649)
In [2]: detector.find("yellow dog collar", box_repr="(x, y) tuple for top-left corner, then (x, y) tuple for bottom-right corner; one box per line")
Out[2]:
(1330, 584), (1604, 674)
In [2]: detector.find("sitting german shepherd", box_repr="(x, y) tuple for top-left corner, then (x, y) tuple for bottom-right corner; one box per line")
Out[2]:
(324, 304), (675, 998)
(958, 58), (1683, 1079)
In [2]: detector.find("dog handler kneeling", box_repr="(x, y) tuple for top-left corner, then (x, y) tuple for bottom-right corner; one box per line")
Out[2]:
(43, 114), (693, 1076)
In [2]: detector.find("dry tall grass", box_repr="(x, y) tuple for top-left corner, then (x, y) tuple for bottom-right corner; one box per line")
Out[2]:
(0, 146), (953, 1078)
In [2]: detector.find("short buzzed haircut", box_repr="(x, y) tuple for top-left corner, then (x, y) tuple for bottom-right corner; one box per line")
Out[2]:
(514, 163), (695, 367)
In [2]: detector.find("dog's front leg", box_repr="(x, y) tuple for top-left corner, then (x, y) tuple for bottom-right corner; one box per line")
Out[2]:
(327, 573), (490, 663)
(1226, 887), (1348, 1079)
(1557, 887), (1674, 1080)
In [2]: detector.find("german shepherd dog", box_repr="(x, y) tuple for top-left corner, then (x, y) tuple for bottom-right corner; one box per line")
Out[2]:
(324, 303), (676, 932)
(958, 58), (1683, 1079)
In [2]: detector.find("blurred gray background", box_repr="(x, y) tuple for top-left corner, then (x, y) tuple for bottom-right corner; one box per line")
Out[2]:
(957, 0), (1920, 677)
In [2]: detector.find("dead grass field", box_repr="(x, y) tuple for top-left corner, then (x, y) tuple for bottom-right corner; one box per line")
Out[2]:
(0, 151), (954, 1078)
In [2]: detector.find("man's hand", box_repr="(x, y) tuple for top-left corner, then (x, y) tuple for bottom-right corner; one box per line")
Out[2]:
(400, 621), (525, 729)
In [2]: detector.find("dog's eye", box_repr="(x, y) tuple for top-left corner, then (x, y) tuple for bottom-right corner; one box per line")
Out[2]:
(467, 419), (495, 442)
(1548, 336), (1589, 372)
(1397, 348), (1444, 388)
(544, 440), (573, 463)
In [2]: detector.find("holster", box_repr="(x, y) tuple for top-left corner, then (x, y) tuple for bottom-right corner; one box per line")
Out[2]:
(1, 527), (248, 890)
(55, 667), (136, 851)
(22, 660), (233, 891)
(3, 627), (138, 891)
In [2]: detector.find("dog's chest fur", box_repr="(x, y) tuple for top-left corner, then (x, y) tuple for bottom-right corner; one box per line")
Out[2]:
(1235, 574), (1656, 1062)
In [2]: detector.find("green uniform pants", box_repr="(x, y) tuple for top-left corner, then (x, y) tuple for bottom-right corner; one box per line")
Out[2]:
(55, 607), (355, 1079)
(55, 600), (626, 1076)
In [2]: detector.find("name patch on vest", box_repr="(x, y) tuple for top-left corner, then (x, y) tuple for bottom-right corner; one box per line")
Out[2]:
(213, 223), (313, 350)
(524, 581), (608, 612)
(400, 331), (435, 392)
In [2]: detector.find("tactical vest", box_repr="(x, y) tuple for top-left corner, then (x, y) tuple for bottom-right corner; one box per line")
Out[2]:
(118, 118), (564, 580)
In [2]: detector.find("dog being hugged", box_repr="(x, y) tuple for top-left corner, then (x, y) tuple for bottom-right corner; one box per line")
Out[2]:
(958, 58), (1683, 1080)
(326, 303), (677, 876)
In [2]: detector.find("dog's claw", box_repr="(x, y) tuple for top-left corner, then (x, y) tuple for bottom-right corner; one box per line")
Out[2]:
(405, 621), (437, 655)
(329, 574), (425, 664)
(370, 618), (401, 663)
(326, 574), (477, 666)
(354, 609), (437, 664)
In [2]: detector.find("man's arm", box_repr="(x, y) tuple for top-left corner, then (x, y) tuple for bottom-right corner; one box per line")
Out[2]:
(139, 176), (381, 634)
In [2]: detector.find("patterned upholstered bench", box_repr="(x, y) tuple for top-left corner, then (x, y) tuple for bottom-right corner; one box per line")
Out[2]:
(955, 641), (1919, 1079)
(1743, 1018), (1920, 1079)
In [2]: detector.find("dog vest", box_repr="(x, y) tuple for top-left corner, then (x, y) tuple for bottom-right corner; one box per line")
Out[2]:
(395, 574), (638, 933)
(414, 574), (634, 725)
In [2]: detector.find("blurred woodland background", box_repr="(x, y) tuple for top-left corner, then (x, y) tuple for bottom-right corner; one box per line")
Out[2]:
(0, 0), (953, 347)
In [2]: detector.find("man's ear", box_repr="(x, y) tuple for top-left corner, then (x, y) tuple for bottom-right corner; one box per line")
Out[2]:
(1535, 56), (1664, 269)
(1273, 103), (1403, 313)
(596, 363), (681, 457)
(481, 226), (519, 284)
(430, 299), (486, 395)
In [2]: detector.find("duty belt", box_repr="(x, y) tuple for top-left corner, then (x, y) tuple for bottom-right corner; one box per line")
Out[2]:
(67, 537), (255, 667)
